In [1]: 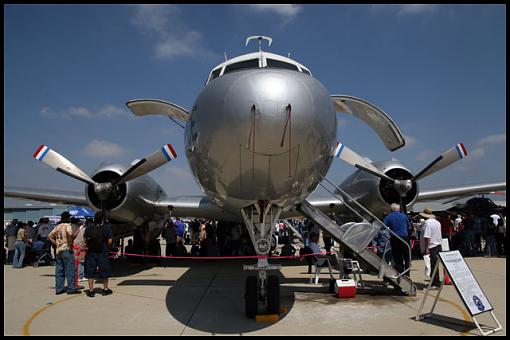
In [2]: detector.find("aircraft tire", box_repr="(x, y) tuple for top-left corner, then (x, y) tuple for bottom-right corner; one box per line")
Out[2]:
(266, 275), (280, 315)
(245, 275), (258, 318)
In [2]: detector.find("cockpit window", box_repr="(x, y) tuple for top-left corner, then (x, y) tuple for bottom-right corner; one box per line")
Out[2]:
(211, 68), (222, 80)
(266, 59), (300, 72)
(223, 59), (259, 74)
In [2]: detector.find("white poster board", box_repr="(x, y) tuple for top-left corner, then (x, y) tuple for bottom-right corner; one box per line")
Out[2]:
(439, 250), (493, 316)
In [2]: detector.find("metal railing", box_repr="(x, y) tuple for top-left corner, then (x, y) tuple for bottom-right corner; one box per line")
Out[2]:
(319, 177), (412, 279)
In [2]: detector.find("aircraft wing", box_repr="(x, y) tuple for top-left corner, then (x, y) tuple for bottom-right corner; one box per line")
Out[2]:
(139, 195), (239, 221)
(4, 186), (236, 220)
(416, 182), (506, 202)
(4, 186), (88, 206)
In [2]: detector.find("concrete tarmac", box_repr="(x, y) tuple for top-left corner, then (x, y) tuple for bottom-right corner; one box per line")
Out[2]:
(4, 252), (506, 336)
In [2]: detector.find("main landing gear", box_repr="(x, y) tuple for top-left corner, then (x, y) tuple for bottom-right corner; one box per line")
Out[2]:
(241, 202), (282, 318)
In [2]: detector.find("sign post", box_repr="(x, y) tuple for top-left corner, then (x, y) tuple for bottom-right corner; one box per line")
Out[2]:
(416, 250), (503, 336)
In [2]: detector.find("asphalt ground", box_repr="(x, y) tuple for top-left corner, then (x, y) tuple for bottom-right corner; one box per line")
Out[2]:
(3, 246), (506, 336)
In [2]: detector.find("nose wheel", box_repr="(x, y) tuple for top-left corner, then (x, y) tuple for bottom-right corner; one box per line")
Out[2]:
(245, 276), (258, 318)
(241, 202), (283, 319)
(244, 274), (280, 318)
(267, 275), (280, 314)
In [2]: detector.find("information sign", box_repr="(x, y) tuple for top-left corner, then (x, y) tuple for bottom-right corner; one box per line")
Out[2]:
(439, 250), (493, 316)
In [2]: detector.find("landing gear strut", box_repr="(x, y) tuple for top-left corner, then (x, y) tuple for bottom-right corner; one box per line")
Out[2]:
(241, 202), (282, 318)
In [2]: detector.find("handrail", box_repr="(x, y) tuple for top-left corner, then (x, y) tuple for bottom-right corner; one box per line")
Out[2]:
(282, 219), (304, 242)
(319, 177), (412, 279)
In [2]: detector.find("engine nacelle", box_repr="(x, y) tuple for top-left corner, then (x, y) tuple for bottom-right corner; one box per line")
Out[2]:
(85, 164), (167, 225)
(338, 160), (419, 218)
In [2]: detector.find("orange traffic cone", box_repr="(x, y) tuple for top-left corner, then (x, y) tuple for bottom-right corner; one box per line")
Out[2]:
(443, 269), (452, 285)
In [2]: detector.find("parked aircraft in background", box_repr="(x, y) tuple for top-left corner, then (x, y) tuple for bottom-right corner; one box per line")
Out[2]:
(4, 36), (505, 317)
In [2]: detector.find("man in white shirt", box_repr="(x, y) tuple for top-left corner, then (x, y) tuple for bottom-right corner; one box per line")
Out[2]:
(420, 208), (443, 288)
(453, 215), (463, 233)
(490, 213), (501, 228)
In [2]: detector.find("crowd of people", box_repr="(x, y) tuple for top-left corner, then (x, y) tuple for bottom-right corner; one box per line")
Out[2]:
(4, 212), (114, 297)
(123, 217), (303, 264)
(142, 219), (263, 260)
(5, 205), (506, 292)
(367, 204), (507, 286)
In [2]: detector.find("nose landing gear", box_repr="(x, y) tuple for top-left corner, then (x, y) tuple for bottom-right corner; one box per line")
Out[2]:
(241, 202), (282, 318)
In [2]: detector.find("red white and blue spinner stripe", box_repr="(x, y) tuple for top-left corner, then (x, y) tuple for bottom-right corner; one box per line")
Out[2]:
(333, 142), (345, 159)
(161, 144), (177, 161)
(33, 145), (50, 161)
(455, 143), (468, 159)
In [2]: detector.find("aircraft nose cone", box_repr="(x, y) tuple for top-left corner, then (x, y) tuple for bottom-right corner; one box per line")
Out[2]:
(188, 68), (336, 207)
(224, 70), (313, 154)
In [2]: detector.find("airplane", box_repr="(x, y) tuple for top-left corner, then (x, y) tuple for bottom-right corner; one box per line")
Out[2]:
(446, 196), (506, 217)
(5, 36), (506, 318)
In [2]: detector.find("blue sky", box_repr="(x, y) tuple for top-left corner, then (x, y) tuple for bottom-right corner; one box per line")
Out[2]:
(4, 4), (506, 206)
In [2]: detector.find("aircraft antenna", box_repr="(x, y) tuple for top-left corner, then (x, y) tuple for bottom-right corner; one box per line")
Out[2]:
(224, 52), (228, 62)
(245, 35), (272, 52)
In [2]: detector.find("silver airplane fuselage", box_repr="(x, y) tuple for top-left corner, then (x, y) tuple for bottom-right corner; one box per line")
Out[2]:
(185, 68), (336, 215)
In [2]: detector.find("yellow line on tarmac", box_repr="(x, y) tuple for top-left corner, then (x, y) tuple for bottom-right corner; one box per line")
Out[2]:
(22, 295), (81, 336)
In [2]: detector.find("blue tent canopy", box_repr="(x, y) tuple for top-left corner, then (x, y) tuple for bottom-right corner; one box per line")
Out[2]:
(68, 207), (95, 218)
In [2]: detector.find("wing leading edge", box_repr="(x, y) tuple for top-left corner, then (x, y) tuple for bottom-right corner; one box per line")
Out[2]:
(4, 186), (88, 206)
(416, 182), (506, 202)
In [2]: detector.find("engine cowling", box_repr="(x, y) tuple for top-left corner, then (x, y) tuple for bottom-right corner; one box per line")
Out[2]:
(338, 160), (419, 218)
(85, 164), (166, 224)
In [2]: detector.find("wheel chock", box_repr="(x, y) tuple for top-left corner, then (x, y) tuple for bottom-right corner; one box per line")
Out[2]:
(255, 314), (280, 323)
(255, 306), (288, 322)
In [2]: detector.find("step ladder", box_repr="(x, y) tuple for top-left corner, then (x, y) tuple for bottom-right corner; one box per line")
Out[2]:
(297, 178), (416, 296)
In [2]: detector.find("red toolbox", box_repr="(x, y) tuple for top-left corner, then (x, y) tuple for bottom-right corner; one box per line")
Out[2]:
(334, 279), (357, 298)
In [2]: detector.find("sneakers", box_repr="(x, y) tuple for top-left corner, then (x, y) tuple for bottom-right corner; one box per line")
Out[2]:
(55, 290), (66, 295)
(102, 288), (113, 296)
(67, 290), (81, 295)
(86, 290), (95, 297)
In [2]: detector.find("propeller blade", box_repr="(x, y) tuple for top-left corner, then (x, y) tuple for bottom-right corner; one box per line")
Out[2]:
(33, 144), (95, 186)
(333, 142), (394, 181)
(413, 143), (468, 181)
(113, 144), (177, 186)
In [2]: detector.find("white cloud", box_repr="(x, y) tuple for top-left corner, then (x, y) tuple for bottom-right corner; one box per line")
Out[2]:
(403, 134), (417, 148)
(82, 140), (127, 158)
(246, 4), (302, 19)
(370, 4), (437, 16)
(416, 149), (435, 162)
(466, 133), (506, 161)
(477, 133), (506, 147)
(41, 104), (129, 120)
(131, 5), (216, 60)
(397, 4), (437, 15)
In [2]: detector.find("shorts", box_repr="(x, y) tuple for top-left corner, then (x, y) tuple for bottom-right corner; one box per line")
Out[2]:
(85, 252), (111, 279)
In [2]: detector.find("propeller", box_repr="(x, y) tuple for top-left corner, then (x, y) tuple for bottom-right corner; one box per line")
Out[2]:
(333, 141), (468, 214)
(34, 143), (177, 221)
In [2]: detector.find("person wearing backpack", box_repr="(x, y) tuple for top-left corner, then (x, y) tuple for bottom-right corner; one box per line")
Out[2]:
(84, 212), (113, 297)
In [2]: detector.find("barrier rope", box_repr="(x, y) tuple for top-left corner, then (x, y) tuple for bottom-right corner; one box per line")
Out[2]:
(108, 250), (339, 261)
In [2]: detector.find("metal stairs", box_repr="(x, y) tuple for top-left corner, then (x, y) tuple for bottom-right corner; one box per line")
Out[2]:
(297, 179), (416, 296)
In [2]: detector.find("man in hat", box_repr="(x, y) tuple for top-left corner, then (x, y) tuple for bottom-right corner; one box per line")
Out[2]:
(48, 211), (81, 295)
(420, 208), (442, 288)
